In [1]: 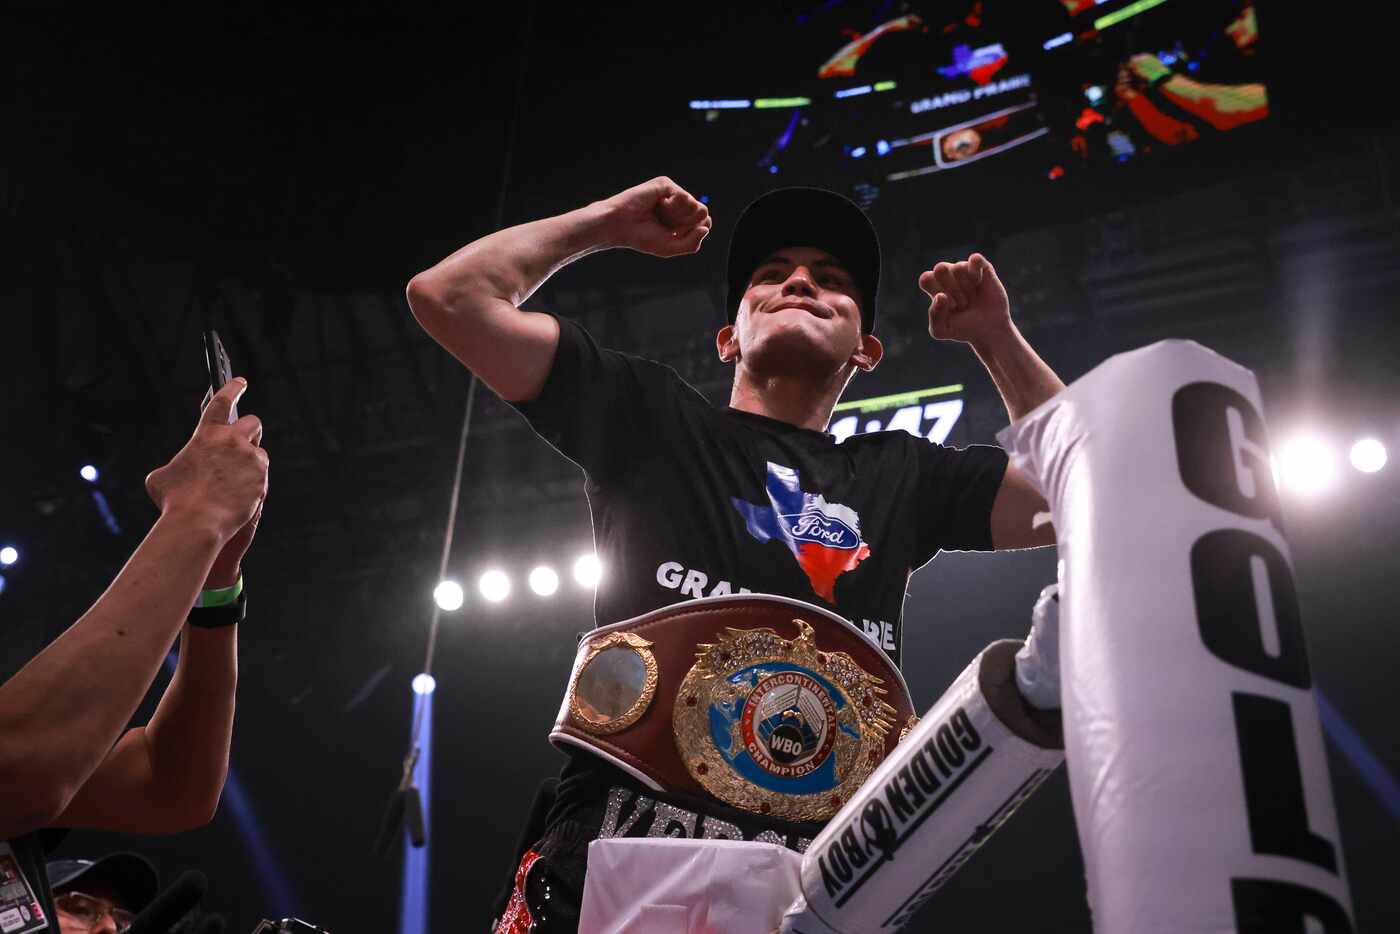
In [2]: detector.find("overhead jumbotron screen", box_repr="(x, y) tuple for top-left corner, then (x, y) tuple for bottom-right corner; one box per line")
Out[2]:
(688, 0), (1266, 200)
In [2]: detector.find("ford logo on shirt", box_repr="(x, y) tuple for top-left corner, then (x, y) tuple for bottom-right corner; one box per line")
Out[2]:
(732, 462), (872, 602)
(788, 510), (859, 548)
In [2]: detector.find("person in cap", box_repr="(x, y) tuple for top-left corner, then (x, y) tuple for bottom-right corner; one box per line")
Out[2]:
(47, 853), (159, 934)
(407, 177), (1063, 931)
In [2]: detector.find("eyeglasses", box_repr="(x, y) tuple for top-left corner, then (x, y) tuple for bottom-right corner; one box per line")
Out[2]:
(54, 891), (136, 933)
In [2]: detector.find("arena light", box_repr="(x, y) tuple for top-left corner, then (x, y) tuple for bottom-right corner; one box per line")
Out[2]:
(0, 547), (16, 567)
(573, 553), (603, 589)
(432, 580), (464, 612)
(1276, 435), (1338, 495)
(80, 464), (98, 482)
(1350, 438), (1387, 474)
(529, 565), (560, 597)
(689, 99), (751, 110)
(479, 569), (511, 603)
(754, 97), (812, 109)
(412, 673), (437, 696)
(1095, 0), (1169, 31)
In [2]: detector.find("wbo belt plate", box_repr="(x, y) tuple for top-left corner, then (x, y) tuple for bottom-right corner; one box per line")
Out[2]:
(673, 618), (897, 822)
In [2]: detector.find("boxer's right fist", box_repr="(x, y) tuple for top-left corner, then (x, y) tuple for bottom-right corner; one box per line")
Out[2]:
(597, 176), (712, 258)
(146, 378), (270, 545)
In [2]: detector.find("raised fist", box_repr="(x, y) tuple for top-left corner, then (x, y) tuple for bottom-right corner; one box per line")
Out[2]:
(918, 253), (1012, 346)
(597, 176), (712, 258)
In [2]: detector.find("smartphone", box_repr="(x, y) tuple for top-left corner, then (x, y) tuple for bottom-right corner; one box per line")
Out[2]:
(201, 329), (237, 423)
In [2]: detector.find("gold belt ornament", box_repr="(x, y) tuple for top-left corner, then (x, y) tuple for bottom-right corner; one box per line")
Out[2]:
(673, 619), (897, 822)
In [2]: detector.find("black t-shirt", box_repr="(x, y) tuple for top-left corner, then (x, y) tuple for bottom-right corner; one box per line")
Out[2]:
(514, 316), (1008, 668)
(511, 316), (1008, 836)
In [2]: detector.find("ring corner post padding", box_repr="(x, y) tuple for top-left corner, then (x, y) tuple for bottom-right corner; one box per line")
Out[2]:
(786, 642), (1064, 933)
(998, 340), (1355, 933)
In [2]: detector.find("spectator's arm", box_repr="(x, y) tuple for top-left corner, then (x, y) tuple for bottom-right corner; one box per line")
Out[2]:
(0, 380), (264, 841)
(50, 624), (237, 833)
(0, 512), (221, 838)
(1119, 86), (1201, 145)
(1123, 54), (1266, 133)
(1159, 76), (1268, 131)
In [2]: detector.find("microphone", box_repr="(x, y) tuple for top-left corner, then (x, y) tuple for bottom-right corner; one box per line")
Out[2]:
(373, 784), (426, 856)
(375, 746), (426, 856)
(128, 870), (208, 934)
(373, 785), (407, 857)
(403, 785), (425, 848)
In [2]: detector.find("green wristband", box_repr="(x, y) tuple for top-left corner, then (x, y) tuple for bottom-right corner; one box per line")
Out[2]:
(197, 575), (244, 608)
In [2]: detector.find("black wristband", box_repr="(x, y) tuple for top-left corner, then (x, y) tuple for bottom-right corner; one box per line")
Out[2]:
(188, 589), (247, 629)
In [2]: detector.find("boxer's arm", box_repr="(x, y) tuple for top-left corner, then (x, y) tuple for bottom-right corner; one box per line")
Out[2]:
(918, 252), (1065, 423)
(407, 177), (710, 403)
(406, 209), (589, 403)
(968, 323), (1065, 426)
(918, 254), (1063, 550)
(975, 324), (1061, 548)
(989, 464), (1056, 549)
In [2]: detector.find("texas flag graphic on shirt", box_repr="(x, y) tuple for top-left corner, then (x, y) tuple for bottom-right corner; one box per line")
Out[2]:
(731, 462), (871, 602)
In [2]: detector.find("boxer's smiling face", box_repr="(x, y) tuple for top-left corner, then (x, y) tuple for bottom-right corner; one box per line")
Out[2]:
(727, 246), (866, 380)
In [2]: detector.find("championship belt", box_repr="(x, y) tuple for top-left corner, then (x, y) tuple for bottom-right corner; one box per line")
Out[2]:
(551, 595), (917, 823)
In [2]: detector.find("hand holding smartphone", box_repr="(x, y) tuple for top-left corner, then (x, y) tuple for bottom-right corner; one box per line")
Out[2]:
(202, 329), (237, 423)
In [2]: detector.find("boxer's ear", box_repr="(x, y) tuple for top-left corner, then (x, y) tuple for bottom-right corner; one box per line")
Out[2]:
(717, 324), (741, 363)
(850, 333), (883, 372)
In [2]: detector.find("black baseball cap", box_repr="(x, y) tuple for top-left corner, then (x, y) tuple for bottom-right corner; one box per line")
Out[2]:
(725, 187), (881, 333)
(47, 853), (160, 911)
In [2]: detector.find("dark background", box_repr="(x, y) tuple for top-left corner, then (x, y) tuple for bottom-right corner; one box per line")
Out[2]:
(2, 1), (1398, 931)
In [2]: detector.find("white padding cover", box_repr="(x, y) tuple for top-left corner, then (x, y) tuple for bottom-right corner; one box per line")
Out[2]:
(782, 645), (1063, 933)
(578, 837), (802, 934)
(998, 340), (1354, 933)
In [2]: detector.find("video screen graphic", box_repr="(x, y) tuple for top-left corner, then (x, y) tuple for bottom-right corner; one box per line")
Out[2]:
(688, 0), (1266, 198)
(1053, 0), (1265, 172)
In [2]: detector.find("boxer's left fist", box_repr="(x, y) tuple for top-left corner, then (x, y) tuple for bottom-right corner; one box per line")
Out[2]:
(918, 253), (1011, 347)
